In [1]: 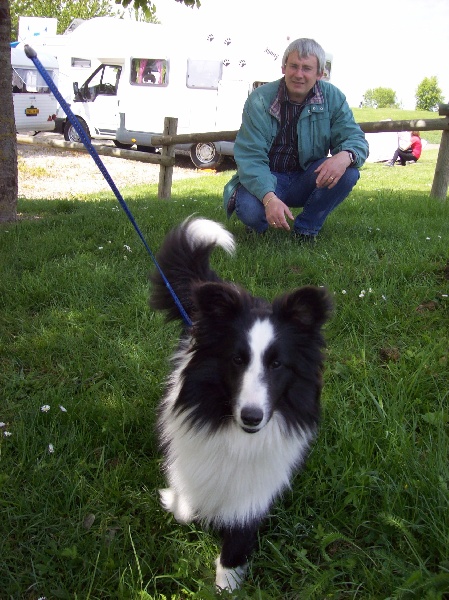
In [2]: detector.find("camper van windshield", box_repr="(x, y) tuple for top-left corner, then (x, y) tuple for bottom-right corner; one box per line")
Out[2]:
(12, 67), (53, 93)
(131, 58), (167, 86)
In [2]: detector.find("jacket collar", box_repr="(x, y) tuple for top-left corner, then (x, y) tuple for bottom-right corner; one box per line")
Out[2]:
(269, 79), (324, 120)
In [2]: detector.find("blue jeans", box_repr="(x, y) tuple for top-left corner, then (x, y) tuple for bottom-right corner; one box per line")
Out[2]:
(235, 158), (360, 235)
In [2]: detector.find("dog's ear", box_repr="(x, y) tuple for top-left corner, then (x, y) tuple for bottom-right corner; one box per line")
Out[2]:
(192, 281), (245, 321)
(273, 286), (333, 329)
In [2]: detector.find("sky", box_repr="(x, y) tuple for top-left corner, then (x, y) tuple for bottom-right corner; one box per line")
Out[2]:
(153, 0), (449, 109)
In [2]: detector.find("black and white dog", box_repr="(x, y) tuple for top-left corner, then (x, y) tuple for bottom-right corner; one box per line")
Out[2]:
(149, 217), (332, 592)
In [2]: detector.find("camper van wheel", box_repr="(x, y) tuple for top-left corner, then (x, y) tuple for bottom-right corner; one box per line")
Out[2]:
(190, 143), (223, 169)
(114, 140), (134, 150)
(63, 118), (90, 143)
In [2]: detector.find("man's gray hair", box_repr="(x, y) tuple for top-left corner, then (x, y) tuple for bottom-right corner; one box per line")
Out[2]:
(282, 38), (326, 74)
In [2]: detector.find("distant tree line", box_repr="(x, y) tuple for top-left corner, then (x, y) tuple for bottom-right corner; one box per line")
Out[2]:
(362, 76), (445, 111)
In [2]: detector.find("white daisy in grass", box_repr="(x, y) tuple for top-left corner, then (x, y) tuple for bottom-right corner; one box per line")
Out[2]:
(48, 444), (55, 454)
(59, 405), (67, 412)
(41, 405), (50, 412)
(4, 431), (12, 437)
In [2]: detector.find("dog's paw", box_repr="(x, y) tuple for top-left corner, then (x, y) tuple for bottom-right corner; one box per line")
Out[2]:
(159, 488), (194, 524)
(215, 557), (247, 592)
(159, 488), (175, 512)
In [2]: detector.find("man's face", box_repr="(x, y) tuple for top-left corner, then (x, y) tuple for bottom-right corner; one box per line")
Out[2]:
(282, 51), (322, 103)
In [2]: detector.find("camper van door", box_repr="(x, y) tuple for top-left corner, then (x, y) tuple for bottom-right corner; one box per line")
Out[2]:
(69, 63), (121, 140)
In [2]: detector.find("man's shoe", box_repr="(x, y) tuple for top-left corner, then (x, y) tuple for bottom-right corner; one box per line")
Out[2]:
(385, 160), (394, 167)
(292, 232), (317, 244)
(245, 226), (266, 236)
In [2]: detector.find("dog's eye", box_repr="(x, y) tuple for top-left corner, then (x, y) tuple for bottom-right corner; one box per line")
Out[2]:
(232, 355), (244, 366)
(270, 360), (281, 370)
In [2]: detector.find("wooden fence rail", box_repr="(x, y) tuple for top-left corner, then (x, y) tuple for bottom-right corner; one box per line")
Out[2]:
(152, 108), (449, 199)
(17, 106), (449, 200)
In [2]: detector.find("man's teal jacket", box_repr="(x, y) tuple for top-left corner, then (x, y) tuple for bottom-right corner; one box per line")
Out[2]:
(223, 78), (369, 217)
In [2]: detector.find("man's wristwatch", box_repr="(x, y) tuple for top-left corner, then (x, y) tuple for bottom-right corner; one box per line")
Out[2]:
(345, 150), (356, 165)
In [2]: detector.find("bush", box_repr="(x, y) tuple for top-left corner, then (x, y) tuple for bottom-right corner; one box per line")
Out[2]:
(415, 76), (445, 111)
(363, 87), (399, 109)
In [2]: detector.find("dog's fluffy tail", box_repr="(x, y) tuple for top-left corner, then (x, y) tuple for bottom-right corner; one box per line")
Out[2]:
(149, 217), (235, 323)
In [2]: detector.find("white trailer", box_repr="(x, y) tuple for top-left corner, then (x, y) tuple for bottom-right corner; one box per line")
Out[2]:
(20, 17), (332, 168)
(11, 43), (58, 133)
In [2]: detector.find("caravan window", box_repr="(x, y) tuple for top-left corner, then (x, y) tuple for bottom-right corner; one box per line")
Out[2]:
(130, 58), (168, 86)
(186, 59), (222, 89)
(12, 67), (54, 93)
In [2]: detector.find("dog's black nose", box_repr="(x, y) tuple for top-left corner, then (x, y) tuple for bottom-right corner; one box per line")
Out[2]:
(240, 406), (264, 427)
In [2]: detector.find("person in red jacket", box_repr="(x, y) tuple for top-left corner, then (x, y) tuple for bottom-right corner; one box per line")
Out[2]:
(385, 131), (422, 166)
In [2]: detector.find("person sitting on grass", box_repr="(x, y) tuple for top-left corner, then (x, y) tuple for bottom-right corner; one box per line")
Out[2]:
(385, 131), (422, 167)
(223, 37), (369, 242)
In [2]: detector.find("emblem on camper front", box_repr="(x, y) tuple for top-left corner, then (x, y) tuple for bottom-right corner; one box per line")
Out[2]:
(25, 106), (39, 116)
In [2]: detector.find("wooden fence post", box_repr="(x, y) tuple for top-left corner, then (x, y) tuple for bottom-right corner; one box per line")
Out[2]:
(158, 117), (178, 199)
(430, 104), (449, 201)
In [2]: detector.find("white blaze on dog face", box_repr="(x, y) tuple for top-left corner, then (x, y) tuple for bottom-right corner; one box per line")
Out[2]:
(235, 319), (275, 432)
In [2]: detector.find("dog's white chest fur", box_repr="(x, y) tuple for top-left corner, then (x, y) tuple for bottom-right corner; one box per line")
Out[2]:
(159, 345), (314, 526)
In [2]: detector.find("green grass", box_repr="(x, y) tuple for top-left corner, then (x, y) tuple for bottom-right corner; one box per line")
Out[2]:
(1, 147), (449, 599)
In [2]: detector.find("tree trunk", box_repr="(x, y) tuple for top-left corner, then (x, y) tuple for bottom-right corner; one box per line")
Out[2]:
(0, 0), (18, 223)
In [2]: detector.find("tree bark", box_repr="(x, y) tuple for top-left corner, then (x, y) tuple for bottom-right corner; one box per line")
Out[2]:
(0, 0), (18, 223)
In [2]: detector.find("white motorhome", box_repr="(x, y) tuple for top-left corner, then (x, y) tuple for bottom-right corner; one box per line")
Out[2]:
(11, 43), (58, 133)
(20, 17), (332, 168)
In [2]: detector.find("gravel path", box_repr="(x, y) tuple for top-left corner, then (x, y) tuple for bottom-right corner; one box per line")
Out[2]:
(17, 134), (223, 200)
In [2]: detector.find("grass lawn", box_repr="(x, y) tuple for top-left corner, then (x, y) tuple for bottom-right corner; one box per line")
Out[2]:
(1, 144), (448, 599)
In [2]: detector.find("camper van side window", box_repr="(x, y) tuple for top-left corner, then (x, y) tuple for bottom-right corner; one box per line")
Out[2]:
(130, 59), (168, 86)
(186, 59), (222, 90)
(12, 67), (54, 93)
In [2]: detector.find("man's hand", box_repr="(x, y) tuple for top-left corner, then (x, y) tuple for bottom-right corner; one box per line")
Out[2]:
(263, 193), (294, 230)
(314, 152), (352, 189)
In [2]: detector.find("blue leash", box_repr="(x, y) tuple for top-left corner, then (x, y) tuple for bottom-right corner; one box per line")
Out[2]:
(24, 45), (192, 328)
